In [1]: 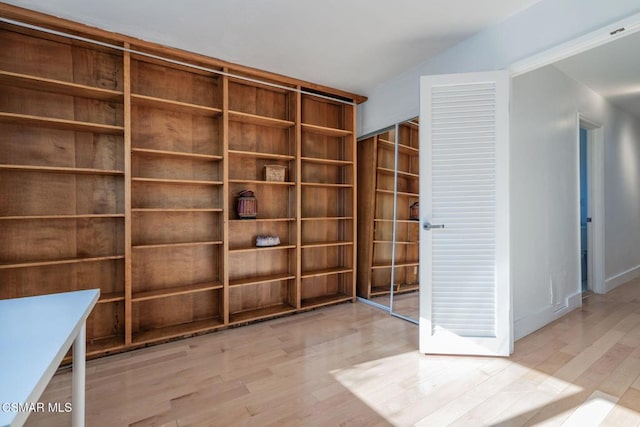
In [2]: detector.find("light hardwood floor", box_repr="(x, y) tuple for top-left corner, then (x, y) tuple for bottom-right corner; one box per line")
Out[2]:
(26, 278), (640, 426)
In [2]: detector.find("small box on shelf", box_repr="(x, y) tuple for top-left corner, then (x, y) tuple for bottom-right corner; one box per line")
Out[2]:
(264, 165), (286, 182)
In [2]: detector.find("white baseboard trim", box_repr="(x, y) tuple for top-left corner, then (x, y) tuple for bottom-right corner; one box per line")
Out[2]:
(514, 291), (582, 341)
(604, 264), (640, 293)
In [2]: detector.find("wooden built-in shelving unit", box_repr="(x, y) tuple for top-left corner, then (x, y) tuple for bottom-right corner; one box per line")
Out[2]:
(0, 5), (362, 359)
(357, 123), (420, 299)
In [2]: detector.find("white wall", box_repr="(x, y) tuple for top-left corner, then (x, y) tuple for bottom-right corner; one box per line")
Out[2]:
(603, 103), (640, 289)
(511, 65), (640, 339)
(358, 0), (640, 137)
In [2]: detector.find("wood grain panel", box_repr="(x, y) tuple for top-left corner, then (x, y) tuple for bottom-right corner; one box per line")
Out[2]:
(133, 290), (221, 333)
(131, 245), (220, 293)
(301, 187), (353, 218)
(131, 59), (219, 107)
(131, 105), (220, 155)
(132, 211), (221, 246)
(229, 280), (295, 315)
(228, 80), (291, 120)
(0, 217), (123, 262)
(0, 27), (122, 89)
(301, 133), (348, 161)
(132, 154), (220, 182)
(0, 123), (123, 170)
(228, 156), (292, 182)
(228, 121), (292, 155)
(228, 249), (294, 282)
(301, 162), (352, 185)
(228, 220), (293, 250)
(301, 96), (345, 129)
(0, 86), (123, 126)
(301, 246), (352, 272)
(301, 219), (352, 245)
(228, 184), (293, 220)
(88, 301), (125, 343)
(0, 259), (124, 299)
(301, 274), (351, 300)
(131, 181), (220, 210)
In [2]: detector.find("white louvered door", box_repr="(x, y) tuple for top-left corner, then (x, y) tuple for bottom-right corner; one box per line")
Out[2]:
(419, 71), (511, 356)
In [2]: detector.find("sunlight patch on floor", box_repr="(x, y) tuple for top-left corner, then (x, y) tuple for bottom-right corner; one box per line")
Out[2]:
(562, 391), (618, 427)
(328, 351), (629, 426)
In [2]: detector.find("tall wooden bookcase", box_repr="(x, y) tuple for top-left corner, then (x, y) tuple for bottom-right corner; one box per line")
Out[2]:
(357, 122), (420, 299)
(0, 6), (362, 358)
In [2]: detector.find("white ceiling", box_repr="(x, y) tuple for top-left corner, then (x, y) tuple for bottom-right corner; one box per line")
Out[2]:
(4, 0), (541, 96)
(554, 29), (640, 118)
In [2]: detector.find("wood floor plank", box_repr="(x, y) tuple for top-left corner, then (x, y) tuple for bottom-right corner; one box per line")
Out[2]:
(24, 280), (640, 426)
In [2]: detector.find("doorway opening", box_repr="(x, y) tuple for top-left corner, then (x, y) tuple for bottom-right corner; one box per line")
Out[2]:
(579, 127), (590, 293)
(577, 116), (603, 295)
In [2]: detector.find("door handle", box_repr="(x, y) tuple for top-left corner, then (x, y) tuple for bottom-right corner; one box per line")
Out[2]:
(423, 222), (445, 231)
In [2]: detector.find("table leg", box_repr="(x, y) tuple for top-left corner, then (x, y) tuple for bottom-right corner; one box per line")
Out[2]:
(72, 323), (86, 427)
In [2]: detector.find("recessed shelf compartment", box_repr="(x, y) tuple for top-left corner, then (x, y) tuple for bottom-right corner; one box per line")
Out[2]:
(0, 255), (125, 270)
(131, 93), (222, 116)
(87, 336), (125, 356)
(301, 123), (352, 137)
(131, 148), (222, 161)
(301, 182), (353, 188)
(98, 292), (125, 304)
(228, 261), (296, 323)
(132, 177), (223, 186)
(0, 112), (124, 134)
(229, 179), (294, 186)
(229, 218), (295, 223)
(376, 188), (419, 198)
(229, 304), (296, 325)
(300, 293), (352, 309)
(301, 241), (353, 248)
(0, 70), (123, 101)
(373, 240), (418, 245)
(301, 216), (353, 221)
(371, 261), (420, 269)
(132, 208), (222, 213)
(376, 166), (419, 179)
(132, 281), (223, 302)
(301, 156), (352, 166)
(85, 299), (126, 357)
(0, 216), (123, 266)
(0, 214), (125, 220)
(228, 150), (294, 161)
(301, 267), (353, 279)
(229, 244), (296, 253)
(131, 58), (221, 109)
(229, 110), (294, 128)
(133, 317), (224, 346)
(229, 273), (296, 288)
(132, 180), (221, 210)
(377, 138), (419, 155)
(132, 241), (223, 250)
(0, 164), (124, 175)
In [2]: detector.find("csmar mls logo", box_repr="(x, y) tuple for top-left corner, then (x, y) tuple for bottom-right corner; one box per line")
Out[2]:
(1, 402), (72, 413)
